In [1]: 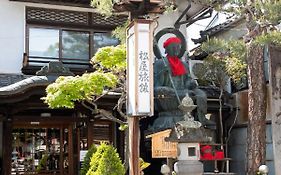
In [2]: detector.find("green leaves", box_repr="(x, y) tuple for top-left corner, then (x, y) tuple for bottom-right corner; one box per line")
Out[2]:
(201, 37), (228, 54)
(118, 124), (128, 131)
(87, 142), (125, 175)
(91, 45), (126, 72)
(112, 21), (128, 45)
(80, 144), (97, 175)
(91, 0), (115, 17)
(43, 44), (126, 109)
(200, 38), (247, 85)
(195, 56), (229, 87)
(43, 72), (118, 108)
(199, 0), (281, 27)
(255, 30), (281, 47)
(139, 158), (150, 171)
(255, 1), (281, 25)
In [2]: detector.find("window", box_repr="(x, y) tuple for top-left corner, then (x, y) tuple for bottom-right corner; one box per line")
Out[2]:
(29, 28), (59, 58)
(62, 31), (90, 60)
(26, 27), (119, 73)
(93, 33), (119, 54)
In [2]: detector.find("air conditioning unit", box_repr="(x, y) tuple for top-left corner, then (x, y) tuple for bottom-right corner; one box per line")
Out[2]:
(188, 60), (204, 79)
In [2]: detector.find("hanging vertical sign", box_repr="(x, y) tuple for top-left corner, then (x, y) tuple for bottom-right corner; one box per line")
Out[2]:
(126, 19), (154, 116)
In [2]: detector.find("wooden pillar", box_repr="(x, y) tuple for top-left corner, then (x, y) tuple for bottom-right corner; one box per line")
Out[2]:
(268, 45), (281, 175)
(0, 121), (3, 175)
(59, 127), (64, 174)
(77, 126), (81, 172)
(2, 120), (12, 175)
(87, 120), (93, 148)
(128, 117), (140, 175)
(68, 124), (74, 175)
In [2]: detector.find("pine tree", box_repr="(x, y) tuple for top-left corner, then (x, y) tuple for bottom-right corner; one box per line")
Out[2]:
(198, 0), (281, 174)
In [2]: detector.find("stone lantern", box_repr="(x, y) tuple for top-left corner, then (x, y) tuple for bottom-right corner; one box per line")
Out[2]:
(166, 94), (212, 175)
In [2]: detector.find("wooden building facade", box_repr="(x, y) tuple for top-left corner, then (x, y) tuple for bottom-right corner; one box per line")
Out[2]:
(0, 0), (127, 174)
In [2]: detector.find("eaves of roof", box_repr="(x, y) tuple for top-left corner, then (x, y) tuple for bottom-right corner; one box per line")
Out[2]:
(192, 16), (244, 44)
(0, 74), (31, 88)
(203, 16), (244, 37)
(0, 75), (56, 97)
(10, 0), (92, 8)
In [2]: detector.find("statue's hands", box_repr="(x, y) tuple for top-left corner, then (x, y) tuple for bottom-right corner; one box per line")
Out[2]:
(188, 90), (196, 97)
(186, 79), (198, 90)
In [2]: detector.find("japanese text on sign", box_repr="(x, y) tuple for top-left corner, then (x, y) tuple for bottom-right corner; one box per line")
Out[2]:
(138, 51), (149, 93)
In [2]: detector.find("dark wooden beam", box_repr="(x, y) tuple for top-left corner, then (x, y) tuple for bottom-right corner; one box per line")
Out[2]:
(2, 120), (13, 175)
(10, 0), (92, 8)
(113, 0), (164, 16)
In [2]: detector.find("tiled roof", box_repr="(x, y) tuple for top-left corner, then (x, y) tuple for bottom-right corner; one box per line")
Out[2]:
(0, 61), (73, 96)
(192, 16), (244, 44)
(0, 76), (55, 97)
(0, 74), (31, 88)
(203, 16), (243, 36)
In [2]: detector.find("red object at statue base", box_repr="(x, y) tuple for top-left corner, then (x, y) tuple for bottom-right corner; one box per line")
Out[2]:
(200, 145), (225, 160)
(200, 145), (214, 160)
(214, 150), (225, 160)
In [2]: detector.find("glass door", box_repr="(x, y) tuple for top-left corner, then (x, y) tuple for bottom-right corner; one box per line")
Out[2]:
(11, 127), (69, 174)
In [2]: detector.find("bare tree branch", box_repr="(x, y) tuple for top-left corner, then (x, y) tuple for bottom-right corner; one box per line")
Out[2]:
(98, 109), (126, 125)
(82, 100), (98, 114)
(114, 91), (127, 120)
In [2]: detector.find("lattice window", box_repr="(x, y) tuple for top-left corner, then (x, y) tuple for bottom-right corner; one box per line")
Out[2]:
(26, 7), (127, 28)
(26, 7), (89, 25)
(92, 13), (128, 27)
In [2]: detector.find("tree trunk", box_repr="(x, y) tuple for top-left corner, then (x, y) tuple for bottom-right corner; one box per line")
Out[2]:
(246, 44), (267, 175)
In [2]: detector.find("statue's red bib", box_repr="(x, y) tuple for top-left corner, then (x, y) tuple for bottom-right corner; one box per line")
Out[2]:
(167, 56), (186, 76)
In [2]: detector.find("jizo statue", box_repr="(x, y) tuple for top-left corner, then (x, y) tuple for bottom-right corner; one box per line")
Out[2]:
(153, 37), (215, 128)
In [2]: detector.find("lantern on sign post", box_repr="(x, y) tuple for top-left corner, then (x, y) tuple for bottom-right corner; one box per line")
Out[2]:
(126, 19), (154, 175)
(126, 19), (154, 116)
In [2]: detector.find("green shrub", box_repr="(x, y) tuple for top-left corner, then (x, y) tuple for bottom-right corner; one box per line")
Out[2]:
(86, 142), (125, 175)
(80, 144), (97, 175)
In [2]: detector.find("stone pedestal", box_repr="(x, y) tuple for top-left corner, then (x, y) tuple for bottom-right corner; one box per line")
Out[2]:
(162, 95), (213, 175)
(165, 126), (211, 175)
(174, 160), (203, 175)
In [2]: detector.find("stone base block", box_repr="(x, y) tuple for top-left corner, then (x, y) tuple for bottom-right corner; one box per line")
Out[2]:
(174, 160), (203, 175)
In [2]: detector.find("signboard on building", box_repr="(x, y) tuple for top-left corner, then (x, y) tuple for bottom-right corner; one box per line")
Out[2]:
(126, 19), (154, 116)
(80, 150), (88, 162)
(150, 129), (177, 158)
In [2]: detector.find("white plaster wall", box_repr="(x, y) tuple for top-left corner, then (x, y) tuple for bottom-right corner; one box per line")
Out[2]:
(0, 0), (25, 74)
(0, 0), (102, 74)
(154, 10), (188, 60)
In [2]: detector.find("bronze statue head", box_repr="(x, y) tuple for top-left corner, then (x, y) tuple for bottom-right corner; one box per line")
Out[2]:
(163, 37), (181, 57)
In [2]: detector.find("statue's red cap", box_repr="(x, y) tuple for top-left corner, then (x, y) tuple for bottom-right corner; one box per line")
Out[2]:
(163, 37), (181, 48)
